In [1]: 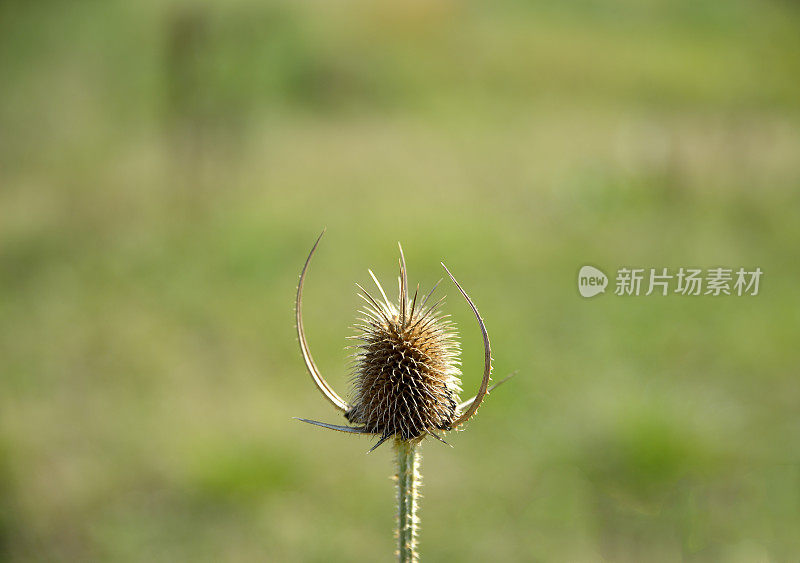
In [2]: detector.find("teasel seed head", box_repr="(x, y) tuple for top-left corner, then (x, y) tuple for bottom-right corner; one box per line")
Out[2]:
(295, 230), (496, 452)
(345, 254), (462, 442)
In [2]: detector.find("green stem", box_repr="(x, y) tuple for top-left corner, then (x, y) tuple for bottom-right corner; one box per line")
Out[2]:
(395, 438), (420, 563)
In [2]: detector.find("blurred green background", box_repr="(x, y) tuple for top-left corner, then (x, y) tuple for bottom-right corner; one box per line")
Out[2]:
(1, 0), (799, 561)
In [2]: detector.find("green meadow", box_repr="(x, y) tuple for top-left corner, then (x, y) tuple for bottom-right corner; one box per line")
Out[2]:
(1, 0), (799, 560)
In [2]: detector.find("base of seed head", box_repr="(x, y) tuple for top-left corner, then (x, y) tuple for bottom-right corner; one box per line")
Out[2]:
(294, 230), (499, 452)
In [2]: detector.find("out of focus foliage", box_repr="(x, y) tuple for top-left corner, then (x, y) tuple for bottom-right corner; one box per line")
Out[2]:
(1, 0), (799, 561)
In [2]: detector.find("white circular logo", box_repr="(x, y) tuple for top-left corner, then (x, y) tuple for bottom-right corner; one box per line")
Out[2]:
(578, 265), (608, 298)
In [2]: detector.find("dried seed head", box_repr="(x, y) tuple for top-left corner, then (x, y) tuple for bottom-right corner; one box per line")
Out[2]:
(295, 231), (498, 452)
(345, 263), (462, 441)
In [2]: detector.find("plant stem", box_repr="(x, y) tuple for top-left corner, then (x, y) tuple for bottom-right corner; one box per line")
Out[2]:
(395, 438), (420, 562)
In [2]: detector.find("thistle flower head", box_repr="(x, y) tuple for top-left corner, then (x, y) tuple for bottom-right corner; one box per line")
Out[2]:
(345, 257), (462, 442)
(295, 230), (495, 452)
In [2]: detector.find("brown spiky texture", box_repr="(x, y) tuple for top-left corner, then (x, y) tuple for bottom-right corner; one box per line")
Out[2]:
(344, 275), (462, 443)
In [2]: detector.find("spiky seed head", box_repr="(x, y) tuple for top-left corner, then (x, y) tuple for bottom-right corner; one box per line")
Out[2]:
(295, 231), (498, 451)
(345, 270), (462, 442)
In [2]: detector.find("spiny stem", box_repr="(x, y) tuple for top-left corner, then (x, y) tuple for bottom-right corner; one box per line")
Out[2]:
(396, 438), (421, 562)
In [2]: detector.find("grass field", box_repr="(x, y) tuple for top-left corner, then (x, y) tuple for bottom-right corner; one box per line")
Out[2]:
(1, 0), (800, 561)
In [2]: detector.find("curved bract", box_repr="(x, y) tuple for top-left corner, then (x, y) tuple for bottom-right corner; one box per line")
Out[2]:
(295, 229), (349, 412)
(441, 263), (493, 429)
